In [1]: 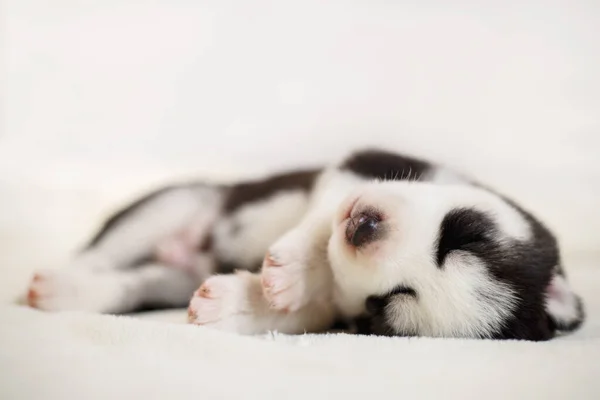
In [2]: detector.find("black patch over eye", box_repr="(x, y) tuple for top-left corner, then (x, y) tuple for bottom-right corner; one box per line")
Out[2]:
(435, 207), (494, 267)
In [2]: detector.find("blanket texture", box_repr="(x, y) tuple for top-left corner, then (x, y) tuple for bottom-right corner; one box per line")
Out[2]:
(1, 258), (599, 399)
(3, 1), (600, 398)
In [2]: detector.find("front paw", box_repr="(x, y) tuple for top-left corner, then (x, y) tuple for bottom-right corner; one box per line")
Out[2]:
(260, 251), (310, 313)
(187, 272), (262, 334)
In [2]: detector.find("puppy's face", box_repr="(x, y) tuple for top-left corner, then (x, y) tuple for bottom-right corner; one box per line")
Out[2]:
(328, 181), (582, 340)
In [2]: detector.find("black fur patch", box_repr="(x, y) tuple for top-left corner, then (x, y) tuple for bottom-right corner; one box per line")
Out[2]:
(216, 260), (262, 274)
(199, 232), (214, 252)
(340, 149), (431, 181)
(435, 208), (493, 267)
(223, 169), (320, 213)
(438, 205), (560, 340)
(360, 285), (418, 336)
(489, 202), (565, 340)
(212, 169), (320, 274)
(366, 285), (417, 315)
(368, 202), (574, 341)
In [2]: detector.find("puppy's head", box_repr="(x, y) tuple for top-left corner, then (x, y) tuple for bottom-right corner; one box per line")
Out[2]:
(328, 181), (584, 340)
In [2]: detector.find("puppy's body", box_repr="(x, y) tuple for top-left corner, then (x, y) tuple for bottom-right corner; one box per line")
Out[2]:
(27, 150), (584, 340)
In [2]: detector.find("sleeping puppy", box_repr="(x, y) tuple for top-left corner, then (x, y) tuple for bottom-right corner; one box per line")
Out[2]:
(26, 150), (585, 340)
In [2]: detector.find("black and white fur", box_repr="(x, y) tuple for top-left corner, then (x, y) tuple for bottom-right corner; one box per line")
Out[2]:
(26, 150), (585, 341)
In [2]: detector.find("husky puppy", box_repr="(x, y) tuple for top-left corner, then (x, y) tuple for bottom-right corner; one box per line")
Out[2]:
(26, 150), (584, 340)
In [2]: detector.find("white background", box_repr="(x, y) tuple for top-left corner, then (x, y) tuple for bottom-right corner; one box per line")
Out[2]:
(1, 1), (599, 297)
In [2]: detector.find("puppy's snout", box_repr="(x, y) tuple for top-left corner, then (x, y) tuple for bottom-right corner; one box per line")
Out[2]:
(345, 209), (383, 248)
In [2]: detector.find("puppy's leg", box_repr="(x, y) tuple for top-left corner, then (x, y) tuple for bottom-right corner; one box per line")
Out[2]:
(260, 215), (332, 312)
(154, 213), (218, 270)
(261, 169), (364, 311)
(78, 184), (222, 271)
(27, 184), (222, 313)
(28, 257), (213, 313)
(187, 271), (335, 334)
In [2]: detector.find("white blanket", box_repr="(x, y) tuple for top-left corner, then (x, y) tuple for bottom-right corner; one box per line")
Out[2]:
(1, 183), (598, 400)
(2, 258), (599, 400)
(3, 1), (600, 398)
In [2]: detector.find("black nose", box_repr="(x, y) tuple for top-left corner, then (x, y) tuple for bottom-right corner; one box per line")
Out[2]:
(346, 211), (383, 247)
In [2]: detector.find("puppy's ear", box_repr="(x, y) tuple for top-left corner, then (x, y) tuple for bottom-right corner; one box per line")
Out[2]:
(545, 267), (585, 333)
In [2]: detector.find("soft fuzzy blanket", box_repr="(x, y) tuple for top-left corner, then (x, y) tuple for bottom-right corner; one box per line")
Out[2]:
(1, 257), (599, 399)
(3, 1), (600, 398)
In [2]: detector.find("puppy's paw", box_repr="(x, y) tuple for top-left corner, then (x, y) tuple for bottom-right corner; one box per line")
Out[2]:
(261, 250), (310, 313)
(26, 270), (122, 313)
(188, 272), (261, 333)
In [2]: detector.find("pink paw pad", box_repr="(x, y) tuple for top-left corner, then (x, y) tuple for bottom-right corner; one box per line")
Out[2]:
(27, 273), (49, 307)
(260, 251), (305, 312)
(187, 277), (236, 325)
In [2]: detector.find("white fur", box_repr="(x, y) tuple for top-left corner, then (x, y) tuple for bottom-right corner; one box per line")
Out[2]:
(28, 268), (129, 313)
(87, 186), (222, 269)
(427, 167), (469, 185)
(385, 256), (517, 338)
(155, 211), (220, 269)
(261, 169), (364, 311)
(25, 163), (577, 339)
(327, 180), (524, 337)
(28, 263), (204, 313)
(213, 190), (310, 269)
(192, 169), (366, 330)
(26, 186), (222, 313)
(546, 273), (581, 327)
(188, 271), (335, 334)
(192, 174), (526, 337)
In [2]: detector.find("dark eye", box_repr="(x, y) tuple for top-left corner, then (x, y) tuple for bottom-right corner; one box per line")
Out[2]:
(435, 208), (494, 267)
(345, 208), (383, 248)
